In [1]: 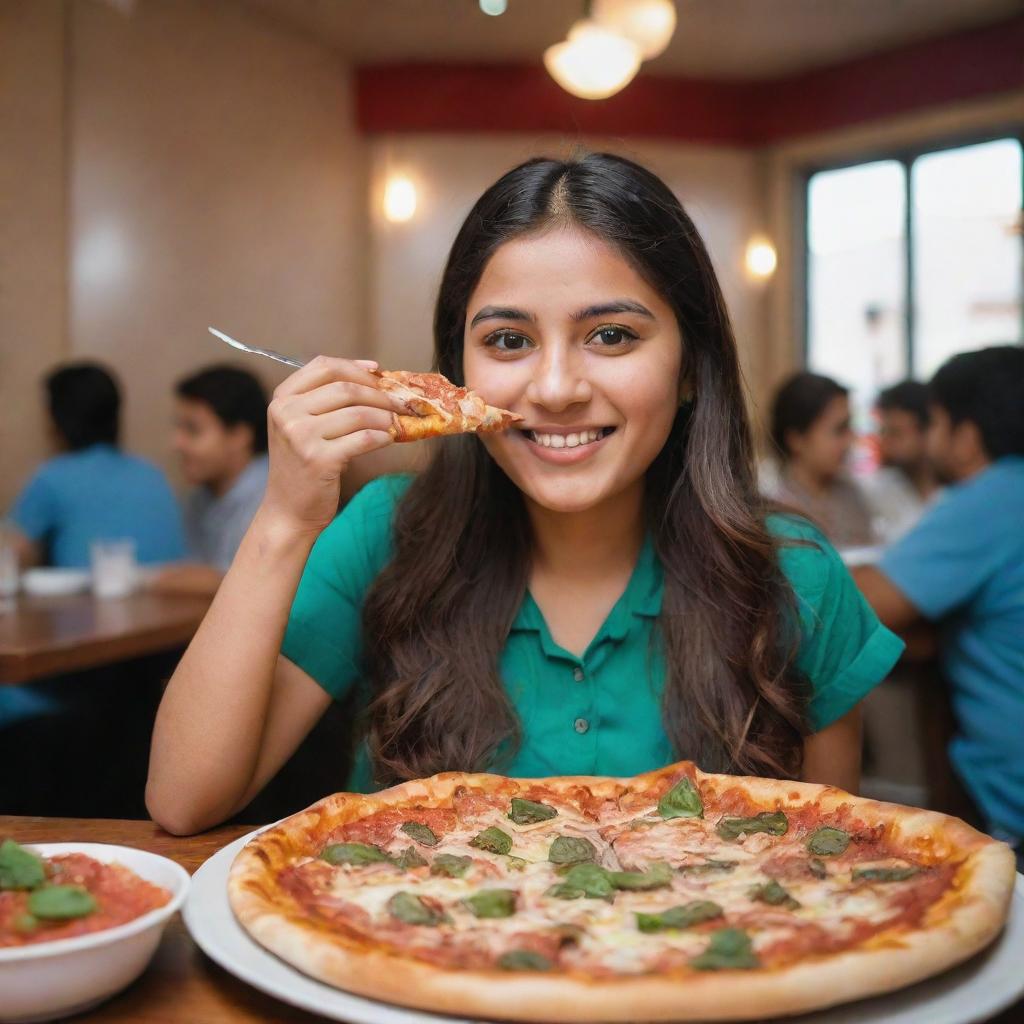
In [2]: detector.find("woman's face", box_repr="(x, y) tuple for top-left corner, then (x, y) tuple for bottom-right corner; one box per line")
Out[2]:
(787, 395), (853, 480)
(462, 227), (683, 514)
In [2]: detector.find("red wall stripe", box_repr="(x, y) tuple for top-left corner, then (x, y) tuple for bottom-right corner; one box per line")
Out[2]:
(355, 14), (1024, 145)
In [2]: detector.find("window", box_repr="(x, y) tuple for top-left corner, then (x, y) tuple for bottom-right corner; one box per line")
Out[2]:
(806, 137), (1023, 406)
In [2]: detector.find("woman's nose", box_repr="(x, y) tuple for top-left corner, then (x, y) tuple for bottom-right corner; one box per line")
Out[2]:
(524, 347), (592, 412)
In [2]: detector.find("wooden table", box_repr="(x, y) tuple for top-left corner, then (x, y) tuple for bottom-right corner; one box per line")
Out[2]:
(0, 592), (209, 684)
(3, 816), (1021, 1024)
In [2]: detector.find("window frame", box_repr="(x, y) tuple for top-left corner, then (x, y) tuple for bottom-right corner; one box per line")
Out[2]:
(800, 127), (1024, 374)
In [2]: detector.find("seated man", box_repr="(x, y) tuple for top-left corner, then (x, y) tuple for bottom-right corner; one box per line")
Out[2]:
(150, 365), (270, 595)
(866, 380), (941, 543)
(8, 362), (184, 568)
(854, 347), (1024, 863)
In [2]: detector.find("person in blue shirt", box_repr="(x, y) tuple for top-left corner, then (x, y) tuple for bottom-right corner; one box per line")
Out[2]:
(855, 346), (1024, 864)
(8, 362), (185, 569)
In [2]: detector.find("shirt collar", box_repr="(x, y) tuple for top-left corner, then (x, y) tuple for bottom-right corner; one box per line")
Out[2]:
(510, 534), (663, 641)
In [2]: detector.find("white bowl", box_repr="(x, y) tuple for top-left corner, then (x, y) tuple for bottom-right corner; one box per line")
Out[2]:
(0, 842), (190, 1023)
(20, 569), (91, 598)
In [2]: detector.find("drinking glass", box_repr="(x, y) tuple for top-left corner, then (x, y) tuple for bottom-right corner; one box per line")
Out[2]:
(90, 538), (138, 599)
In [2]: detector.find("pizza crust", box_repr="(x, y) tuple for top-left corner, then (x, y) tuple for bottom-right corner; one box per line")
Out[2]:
(228, 765), (1016, 1022)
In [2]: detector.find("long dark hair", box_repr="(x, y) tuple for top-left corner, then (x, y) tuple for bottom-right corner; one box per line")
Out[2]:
(770, 371), (848, 460)
(363, 153), (807, 786)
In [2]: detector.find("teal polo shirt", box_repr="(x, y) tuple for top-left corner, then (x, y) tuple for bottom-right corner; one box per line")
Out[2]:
(282, 475), (903, 792)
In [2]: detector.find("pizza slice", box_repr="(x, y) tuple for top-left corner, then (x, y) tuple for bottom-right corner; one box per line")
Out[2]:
(371, 369), (523, 442)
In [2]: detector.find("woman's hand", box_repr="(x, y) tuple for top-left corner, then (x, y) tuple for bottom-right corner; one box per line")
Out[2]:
(260, 356), (403, 537)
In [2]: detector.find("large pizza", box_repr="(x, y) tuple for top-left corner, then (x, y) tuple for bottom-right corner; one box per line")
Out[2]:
(228, 762), (1015, 1021)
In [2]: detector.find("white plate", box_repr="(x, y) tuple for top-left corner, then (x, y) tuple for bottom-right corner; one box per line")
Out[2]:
(20, 568), (91, 597)
(185, 831), (1024, 1024)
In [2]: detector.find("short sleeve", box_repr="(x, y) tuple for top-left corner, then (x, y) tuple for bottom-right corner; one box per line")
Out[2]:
(878, 488), (1001, 620)
(280, 475), (412, 700)
(771, 515), (905, 732)
(9, 469), (58, 543)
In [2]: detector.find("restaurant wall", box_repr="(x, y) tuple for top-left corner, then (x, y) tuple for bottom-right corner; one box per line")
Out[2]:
(0, 0), (68, 513)
(68, 0), (366, 489)
(0, 0), (366, 510)
(366, 135), (770, 413)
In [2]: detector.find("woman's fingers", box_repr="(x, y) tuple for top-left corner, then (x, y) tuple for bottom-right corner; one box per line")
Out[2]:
(297, 379), (405, 416)
(325, 429), (395, 466)
(272, 355), (382, 401)
(313, 406), (396, 441)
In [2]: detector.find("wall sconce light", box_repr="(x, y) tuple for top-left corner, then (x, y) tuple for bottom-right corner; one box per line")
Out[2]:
(592, 0), (677, 60)
(383, 175), (417, 223)
(544, 19), (642, 100)
(745, 237), (778, 280)
(479, 0), (507, 13)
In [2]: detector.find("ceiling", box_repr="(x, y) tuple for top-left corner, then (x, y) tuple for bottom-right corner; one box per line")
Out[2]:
(244, 0), (1022, 79)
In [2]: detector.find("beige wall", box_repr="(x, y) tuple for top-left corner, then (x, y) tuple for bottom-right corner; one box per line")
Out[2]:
(367, 135), (769, 406)
(1, 0), (365, 508)
(69, 0), (365, 487)
(0, 0), (68, 512)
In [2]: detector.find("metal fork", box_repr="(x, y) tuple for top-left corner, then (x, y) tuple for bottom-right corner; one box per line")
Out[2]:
(208, 327), (306, 369)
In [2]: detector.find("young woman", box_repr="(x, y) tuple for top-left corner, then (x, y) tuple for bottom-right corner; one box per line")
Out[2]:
(766, 372), (877, 548)
(147, 154), (903, 835)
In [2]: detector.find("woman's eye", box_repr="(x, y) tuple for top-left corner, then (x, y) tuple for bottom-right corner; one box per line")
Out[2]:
(485, 331), (533, 353)
(589, 326), (637, 347)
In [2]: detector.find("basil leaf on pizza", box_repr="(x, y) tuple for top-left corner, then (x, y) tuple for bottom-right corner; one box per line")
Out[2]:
(636, 900), (722, 933)
(387, 892), (448, 926)
(853, 866), (920, 882)
(498, 950), (552, 972)
(610, 862), (673, 891)
(394, 846), (428, 870)
(548, 836), (595, 865)
(749, 879), (800, 909)
(547, 863), (615, 901)
(463, 889), (517, 919)
(691, 927), (759, 971)
(509, 798), (557, 825)
(470, 827), (512, 855)
(678, 859), (737, 875)
(321, 842), (391, 866)
(400, 822), (439, 847)
(807, 826), (850, 856)
(657, 777), (703, 819)
(715, 811), (788, 841)
(430, 854), (472, 878)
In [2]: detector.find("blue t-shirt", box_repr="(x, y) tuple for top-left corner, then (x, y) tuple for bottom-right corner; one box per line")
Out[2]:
(880, 456), (1024, 839)
(9, 444), (186, 568)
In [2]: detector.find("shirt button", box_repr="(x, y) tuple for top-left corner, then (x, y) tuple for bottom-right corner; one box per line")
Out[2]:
(573, 667), (584, 682)
(574, 718), (590, 734)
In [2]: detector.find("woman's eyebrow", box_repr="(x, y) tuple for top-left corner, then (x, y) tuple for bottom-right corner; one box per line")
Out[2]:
(570, 300), (655, 322)
(469, 306), (536, 327)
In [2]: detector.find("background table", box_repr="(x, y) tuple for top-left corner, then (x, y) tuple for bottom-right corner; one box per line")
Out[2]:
(0, 592), (210, 684)
(2, 815), (1021, 1024)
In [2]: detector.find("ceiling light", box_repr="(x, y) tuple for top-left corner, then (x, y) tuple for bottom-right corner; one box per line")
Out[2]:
(479, 0), (507, 14)
(544, 19), (642, 100)
(383, 176), (417, 223)
(745, 237), (778, 280)
(592, 0), (677, 60)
